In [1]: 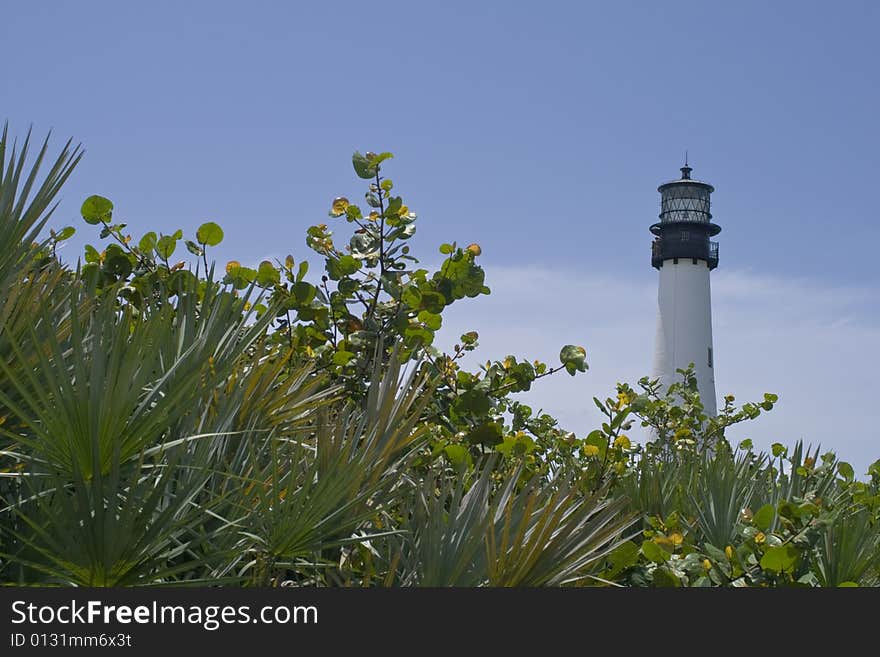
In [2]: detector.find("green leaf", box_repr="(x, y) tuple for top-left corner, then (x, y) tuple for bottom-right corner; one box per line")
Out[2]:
(771, 443), (787, 458)
(559, 344), (588, 376)
(584, 430), (608, 461)
(257, 260), (280, 286)
(332, 350), (356, 366)
(456, 388), (491, 417)
(439, 243), (454, 255)
(777, 500), (800, 521)
(418, 310), (442, 330)
(83, 244), (101, 264)
(196, 221), (224, 246)
(169, 269), (197, 294)
(630, 394), (649, 413)
(103, 252), (132, 278)
(495, 433), (536, 457)
(759, 545), (799, 574)
(81, 195), (113, 225)
(326, 255), (361, 280)
(55, 226), (76, 241)
(185, 240), (203, 256)
(344, 204), (363, 222)
(419, 290), (446, 314)
(467, 422), (503, 447)
(652, 566), (680, 587)
(753, 503), (775, 532)
(225, 265), (257, 289)
(443, 444), (471, 469)
(338, 278), (360, 296)
(138, 232), (157, 253)
(352, 151), (377, 179)
(602, 541), (640, 578)
(385, 196), (402, 217)
(460, 331), (478, 345)
(703, 543), (727, 563)
(155, 234), (178, 259)
(641, 540), (671, 564)
(290, 281), (317, 305)
(837, 462), (854, 481)
(296, 260), (309, 282)
(401, 286), (422, 308)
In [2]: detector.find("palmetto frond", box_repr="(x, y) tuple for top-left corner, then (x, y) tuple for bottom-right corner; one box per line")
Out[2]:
(0, 282), (275, 479)
(686, 445), (765, 549)
(487, 475), (636, 586)
(811, 508), (880, 587)
(0, 124), (81, 290)
(227, 348), (434, 585)
(395, 459), (637, 587)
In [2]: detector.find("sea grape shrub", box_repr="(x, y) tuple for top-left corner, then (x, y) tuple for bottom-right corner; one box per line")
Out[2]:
(75, 151), (590, 477)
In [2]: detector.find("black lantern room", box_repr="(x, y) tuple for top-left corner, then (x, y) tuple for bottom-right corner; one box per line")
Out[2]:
(650, 164), (721, 269)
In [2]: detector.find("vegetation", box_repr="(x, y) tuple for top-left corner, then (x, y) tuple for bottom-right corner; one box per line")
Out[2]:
(1, 128), (878, 587)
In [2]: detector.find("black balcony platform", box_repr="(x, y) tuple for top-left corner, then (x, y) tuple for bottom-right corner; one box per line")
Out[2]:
(652, 237), (719, 269)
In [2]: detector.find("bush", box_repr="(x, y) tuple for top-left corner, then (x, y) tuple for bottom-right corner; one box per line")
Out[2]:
(1, 129), (877, 587)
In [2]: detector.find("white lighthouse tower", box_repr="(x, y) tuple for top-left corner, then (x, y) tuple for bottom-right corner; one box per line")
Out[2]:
(651, 162), (720, 416)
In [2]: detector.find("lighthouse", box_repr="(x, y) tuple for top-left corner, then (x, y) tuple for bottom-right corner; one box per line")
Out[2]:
(651, 162), (720, 416)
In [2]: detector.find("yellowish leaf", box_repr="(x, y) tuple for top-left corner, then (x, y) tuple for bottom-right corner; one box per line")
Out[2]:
(330, 197), (349, 217)
(614, 435), (631, 450)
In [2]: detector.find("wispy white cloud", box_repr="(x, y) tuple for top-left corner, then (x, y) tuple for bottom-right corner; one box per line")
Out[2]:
(435, 265), (880, 476)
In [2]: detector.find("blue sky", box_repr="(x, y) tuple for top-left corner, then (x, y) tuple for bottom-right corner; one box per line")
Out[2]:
(5, 2), (879, 470)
